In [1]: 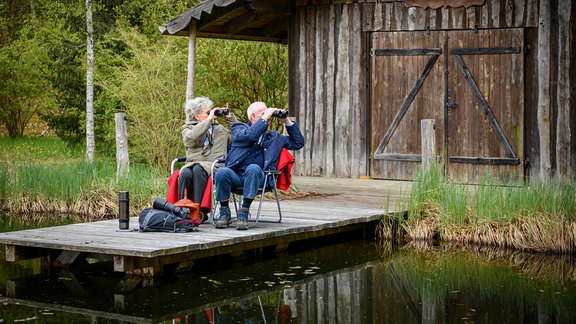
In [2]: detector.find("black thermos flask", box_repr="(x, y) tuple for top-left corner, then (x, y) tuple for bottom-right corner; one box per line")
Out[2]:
(118, 191), (130, 229)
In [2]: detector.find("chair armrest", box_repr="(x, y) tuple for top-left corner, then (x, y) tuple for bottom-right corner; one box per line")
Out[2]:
(211, 158), (226, 177)
(264, 170), (281, 175)
(170, 156), (186, 173)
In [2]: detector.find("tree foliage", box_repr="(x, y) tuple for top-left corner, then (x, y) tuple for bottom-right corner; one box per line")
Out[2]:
(0, 0), (289, 172)
(195, 38), (288, 129)
(98, 26), (188, 171)
(0, 23), (53, 137)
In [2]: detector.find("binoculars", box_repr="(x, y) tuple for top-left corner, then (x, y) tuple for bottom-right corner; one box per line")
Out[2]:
(214, 109), (229, 117)
(153, 197), (190, 219)
(272, 110), (288, 118)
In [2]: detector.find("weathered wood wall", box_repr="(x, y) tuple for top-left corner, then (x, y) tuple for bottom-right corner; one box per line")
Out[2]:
(289, 0), (575, 181)
(289, 3), (368, 178)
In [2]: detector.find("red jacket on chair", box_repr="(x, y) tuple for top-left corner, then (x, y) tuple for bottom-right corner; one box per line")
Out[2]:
(276, 148), (295, 191)
(166, 170), (211, 209)
(166, 170), (180, 204)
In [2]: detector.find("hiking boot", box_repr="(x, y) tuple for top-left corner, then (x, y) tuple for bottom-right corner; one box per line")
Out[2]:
(236, 208), (250, 230)
(215, 207), (231, 228)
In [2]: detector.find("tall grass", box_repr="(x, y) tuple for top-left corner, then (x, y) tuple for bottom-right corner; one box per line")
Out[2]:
(0, 136), (165, 229)
(382, 163), (576, 254)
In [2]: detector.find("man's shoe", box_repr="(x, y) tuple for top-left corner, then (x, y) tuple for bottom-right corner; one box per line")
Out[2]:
(215, 207), (231, 228)
(236, 208), (250, 230)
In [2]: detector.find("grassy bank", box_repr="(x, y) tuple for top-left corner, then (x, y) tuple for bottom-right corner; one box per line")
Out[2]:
(377, 165), (576, 254)
(0, 137), (165, 230)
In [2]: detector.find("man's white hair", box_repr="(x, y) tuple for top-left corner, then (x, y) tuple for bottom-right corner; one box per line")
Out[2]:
(247, 101), (266, 119)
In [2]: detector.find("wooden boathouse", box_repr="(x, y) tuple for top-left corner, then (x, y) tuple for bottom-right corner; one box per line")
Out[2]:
(160, 0), (575, 183)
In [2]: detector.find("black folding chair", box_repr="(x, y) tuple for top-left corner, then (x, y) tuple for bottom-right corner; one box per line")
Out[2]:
(209, 159), (283, 228)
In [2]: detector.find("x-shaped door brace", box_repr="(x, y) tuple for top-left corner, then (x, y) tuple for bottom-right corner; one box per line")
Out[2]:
(450, 47), (520, 162)
(373, 46), (521, 165)
(373, 48), (441, 161)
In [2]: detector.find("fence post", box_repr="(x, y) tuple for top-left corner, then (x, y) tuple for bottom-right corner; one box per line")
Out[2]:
(115, 112), (130, 179)
(421, 119), (436, 172)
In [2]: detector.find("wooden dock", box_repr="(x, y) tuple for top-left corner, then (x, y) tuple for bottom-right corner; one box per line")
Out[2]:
(0, 176), (410, 276)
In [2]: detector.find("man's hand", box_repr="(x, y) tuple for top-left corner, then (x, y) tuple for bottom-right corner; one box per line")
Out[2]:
(261, 108), (278, 122)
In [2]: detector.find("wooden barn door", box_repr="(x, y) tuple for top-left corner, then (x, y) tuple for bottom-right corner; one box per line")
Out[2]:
(370, 29), (524, 183)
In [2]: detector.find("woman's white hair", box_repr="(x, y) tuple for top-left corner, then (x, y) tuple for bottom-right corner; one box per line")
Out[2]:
(184, 97), (214, 121)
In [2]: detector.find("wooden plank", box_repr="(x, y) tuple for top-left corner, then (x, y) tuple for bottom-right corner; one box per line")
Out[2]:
(295, 7), (309, 175)
(325, 4), (336, 176)
(555, 0), (572, 179)
(288, 9), (302, 175)
(312, 5), (326, 175)
(350, 3), (367, 178)
(334, 4), (352, 178)
(304, 6), (316, 175)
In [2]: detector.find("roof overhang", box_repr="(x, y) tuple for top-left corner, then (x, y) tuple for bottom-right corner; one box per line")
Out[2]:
(159, 0), (295, 44)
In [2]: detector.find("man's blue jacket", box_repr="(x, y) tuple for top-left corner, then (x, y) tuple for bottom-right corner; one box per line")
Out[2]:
(225, 119), (304, 174)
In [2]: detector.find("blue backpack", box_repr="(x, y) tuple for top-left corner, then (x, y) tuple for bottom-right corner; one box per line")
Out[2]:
(138, 208), (199, 232)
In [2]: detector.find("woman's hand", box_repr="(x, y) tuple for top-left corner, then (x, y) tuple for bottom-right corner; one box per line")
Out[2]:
(212, 103), (230, 120)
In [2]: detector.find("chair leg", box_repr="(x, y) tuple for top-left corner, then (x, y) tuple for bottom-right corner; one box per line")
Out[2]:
(251, 190), (266, 228)
(272, 185), (282, 223)
(232, 192), (239, 220)
(209, 183), (217, 226)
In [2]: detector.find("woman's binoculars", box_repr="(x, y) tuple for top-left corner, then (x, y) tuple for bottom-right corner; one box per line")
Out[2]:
(153, 197), (190, 219)
(214, 109), (229, 117)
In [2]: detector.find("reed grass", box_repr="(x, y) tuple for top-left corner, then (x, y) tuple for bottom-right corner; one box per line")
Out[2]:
(380, 163), (576, 254)
(0, 136), (165, 229)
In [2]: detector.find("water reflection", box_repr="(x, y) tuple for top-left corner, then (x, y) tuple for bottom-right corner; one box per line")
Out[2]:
(1, 238), (575, 323)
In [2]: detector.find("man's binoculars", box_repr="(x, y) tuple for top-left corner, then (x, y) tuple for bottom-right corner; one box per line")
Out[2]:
(214, 109), (229, 117)
(273, 110), (288, 118)
(153, 197), (190, 219)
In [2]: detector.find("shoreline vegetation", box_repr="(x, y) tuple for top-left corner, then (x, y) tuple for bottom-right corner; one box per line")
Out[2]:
(2, 137), (575, 255)
(377, 164), (576, 254)
(0, 137), (166, 230)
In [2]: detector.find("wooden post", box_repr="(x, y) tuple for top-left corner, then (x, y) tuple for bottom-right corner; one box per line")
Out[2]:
(186, 21), (197, 97)
(421, 119), (436, 172)
(556, 0), (572, 179)
(537, 0), (552, 180)
(115, 112), (130, 179)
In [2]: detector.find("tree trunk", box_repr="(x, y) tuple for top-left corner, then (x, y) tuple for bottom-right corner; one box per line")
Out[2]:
(85, 0), (95, 162)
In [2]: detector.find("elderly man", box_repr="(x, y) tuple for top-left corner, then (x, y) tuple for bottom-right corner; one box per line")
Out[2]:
(213, 101), (304, 230)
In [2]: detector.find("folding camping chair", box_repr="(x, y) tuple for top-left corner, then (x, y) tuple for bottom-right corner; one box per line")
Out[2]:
(209, 159), (283, 228)
(167, 157), (212, 221)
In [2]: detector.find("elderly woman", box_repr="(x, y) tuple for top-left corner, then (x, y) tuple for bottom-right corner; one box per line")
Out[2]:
(179, 97), (238, 220)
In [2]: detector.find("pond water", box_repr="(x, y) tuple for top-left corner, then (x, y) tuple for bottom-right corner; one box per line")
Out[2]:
(1, 233), (575, 323)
